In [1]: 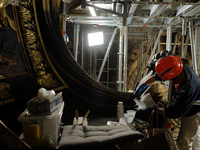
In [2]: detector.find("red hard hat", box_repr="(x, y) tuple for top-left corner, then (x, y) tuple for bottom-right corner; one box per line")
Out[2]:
(155, 56), (183, 80)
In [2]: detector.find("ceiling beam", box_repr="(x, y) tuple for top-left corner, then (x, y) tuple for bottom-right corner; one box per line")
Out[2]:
(127, 3), (138, 25)
(84, 2), (122, 17)
(143, 4), (168, 25)
(183, 5), (200, 17)
(164, 4), (200, 26)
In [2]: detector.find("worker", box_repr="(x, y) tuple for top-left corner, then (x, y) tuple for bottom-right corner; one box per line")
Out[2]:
(134, 55), (200, 150)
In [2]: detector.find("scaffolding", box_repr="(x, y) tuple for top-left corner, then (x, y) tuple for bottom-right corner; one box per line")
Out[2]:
(63, 0), (200, 91)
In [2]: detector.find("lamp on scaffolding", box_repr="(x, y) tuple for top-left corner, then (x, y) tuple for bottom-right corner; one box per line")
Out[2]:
(88, 31), (104, 46)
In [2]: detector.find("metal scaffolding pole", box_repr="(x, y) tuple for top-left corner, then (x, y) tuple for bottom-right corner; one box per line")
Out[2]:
(97, 27), (118, 82)
(133, 33), (156, 90)
(181, 34), (185, 56)
(172, 34), (178, 54)
(81, 27), (84, 68)
(93, 48), (97, 79)
(189, 21), (198, 74)
(123, 26), (128, 92)
(73, 25), (77, 57)
(107, 55), (110, 87)
(144, 29), (163, 76)
(182, 32), (189, 58)
(182, 17), (187, 36)
(62, 3), (67, 40)
(181, 17), (187, 57)
(196, 26), (200, 76)
(138, 41), (143, 82)
(74, 24), (80, 61)
(166, 25), (172, 51)
(195, 25), (198, 68)
(89, 47), (92, 75)
(117, 26), (124, 91)
(157, 36), (160, 52)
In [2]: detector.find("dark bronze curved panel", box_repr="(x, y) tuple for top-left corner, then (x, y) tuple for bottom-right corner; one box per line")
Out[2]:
(32, 0), (134, 107)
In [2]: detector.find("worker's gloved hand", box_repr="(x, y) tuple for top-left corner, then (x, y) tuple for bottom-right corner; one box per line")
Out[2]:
(133, 83), (148, 99)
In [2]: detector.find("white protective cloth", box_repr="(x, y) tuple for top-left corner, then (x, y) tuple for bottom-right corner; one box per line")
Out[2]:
(134, 93), (156, 110)
(136, 71), (154, 89)
(177, 111), (200, 150)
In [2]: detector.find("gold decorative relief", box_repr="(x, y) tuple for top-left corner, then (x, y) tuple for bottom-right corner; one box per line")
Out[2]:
(17, 1), (66, 90)
(0, 0), (16, 31)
